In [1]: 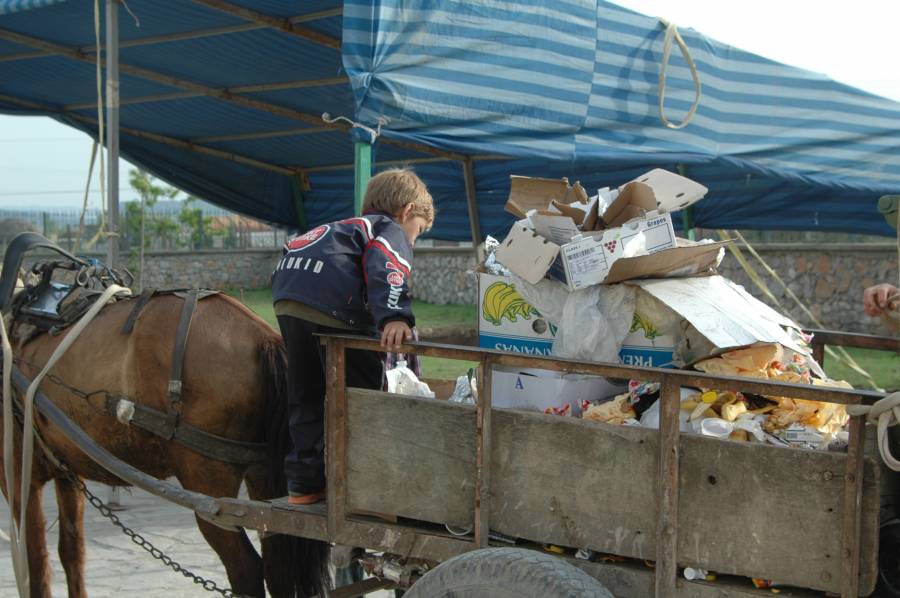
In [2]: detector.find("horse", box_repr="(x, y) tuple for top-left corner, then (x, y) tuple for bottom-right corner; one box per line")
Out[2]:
(0, 285), (330, 598)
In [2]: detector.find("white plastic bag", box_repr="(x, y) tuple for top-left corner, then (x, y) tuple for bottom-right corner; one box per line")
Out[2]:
(449, 370), (477, 405)
(639, 388), (695, 432)
(385, 360), (435, 399)
(510, 273), (636, 363)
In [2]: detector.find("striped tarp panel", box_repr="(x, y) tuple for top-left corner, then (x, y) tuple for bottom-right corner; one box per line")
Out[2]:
(0, 0), (65, 15)
(342, 0), (900, 235)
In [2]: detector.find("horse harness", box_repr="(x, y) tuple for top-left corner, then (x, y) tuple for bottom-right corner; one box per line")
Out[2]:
(102, 289), (268, 466)
(1, 238), (268, 467)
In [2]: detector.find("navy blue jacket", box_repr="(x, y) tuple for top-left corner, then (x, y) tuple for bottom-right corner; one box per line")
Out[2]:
(271, 213), (415, 331)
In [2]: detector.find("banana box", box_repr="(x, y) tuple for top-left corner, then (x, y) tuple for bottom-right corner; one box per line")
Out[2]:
(478, 273), (556, 356)
(619, 309), (676, 368)
(619, 289), (678, 368)
(491, 366), (625, 415)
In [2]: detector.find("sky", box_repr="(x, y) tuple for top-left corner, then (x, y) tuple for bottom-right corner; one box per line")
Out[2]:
(1, 0), (899, 210)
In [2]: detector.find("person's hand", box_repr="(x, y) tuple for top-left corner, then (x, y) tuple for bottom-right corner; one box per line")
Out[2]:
(863, 283), (899, 317)
(381, 320), (412, 349)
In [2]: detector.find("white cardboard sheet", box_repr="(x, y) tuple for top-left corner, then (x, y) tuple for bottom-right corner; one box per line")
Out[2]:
(632, 276), (806, 354)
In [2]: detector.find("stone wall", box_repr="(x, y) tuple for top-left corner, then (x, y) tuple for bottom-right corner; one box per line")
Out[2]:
(21, 244), (893, 335)
(715, 244), (897, 335)
(407, 248), (480, 305)
(135, 248), (280, 290)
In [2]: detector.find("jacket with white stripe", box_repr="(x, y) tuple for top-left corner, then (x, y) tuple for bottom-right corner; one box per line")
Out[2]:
(271, 213), (415, 331)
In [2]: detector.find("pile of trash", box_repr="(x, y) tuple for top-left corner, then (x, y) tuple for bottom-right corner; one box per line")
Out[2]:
(470, 168), (853, 452)
(579, 344), (850, 451)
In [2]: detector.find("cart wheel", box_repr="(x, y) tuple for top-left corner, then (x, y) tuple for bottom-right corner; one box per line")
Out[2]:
(404, 547), (614, 598)
(876, 520), (900, 597)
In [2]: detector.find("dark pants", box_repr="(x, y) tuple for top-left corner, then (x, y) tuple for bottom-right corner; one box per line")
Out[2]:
(277, 315), (383, 495)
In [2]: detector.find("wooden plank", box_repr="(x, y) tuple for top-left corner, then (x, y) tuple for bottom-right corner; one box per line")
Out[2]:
(217, 493), (829, 598)
(344, 390), (880, 594)
(346, 389), (476, 528)
(840, 416), (866, 597)
(331, 335), (883, 406)
(326, 339), (347, 537)
(571, 558), (828, 598)
(474, 358), (493, 547)
(805, 328), (900, 353)
(655, 379), (680, 598)
(189, 0), (342, 49)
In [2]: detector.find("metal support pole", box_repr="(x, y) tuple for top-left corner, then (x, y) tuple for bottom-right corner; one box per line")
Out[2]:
(681, 207), (695, 241)
(105, 0), (120, 268)
(290, 172), (309, 230)
(353, 140), (372, 216)
(676, 164), (695, 241)
(463, 157), (484, 261)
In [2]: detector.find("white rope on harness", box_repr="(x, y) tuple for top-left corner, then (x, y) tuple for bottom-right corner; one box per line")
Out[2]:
(848, 392), (900, 471)
(1, 309), (25, 596)
(75, 140), (99, 253)
(657, 18), (702, 130)
(2, 283), (129, 598)
(93, 0), (107, 246)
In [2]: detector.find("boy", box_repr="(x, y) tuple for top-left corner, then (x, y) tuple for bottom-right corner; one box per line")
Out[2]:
(271, 168), (434, 505)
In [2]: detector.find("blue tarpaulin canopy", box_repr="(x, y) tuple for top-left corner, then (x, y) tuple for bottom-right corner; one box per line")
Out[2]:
(1, 0), (898, 239)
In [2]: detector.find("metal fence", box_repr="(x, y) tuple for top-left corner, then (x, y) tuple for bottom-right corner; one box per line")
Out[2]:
(0, 202), (290, 255)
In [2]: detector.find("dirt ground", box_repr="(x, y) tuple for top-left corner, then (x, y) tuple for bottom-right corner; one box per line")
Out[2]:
(0, 481), (392, 597)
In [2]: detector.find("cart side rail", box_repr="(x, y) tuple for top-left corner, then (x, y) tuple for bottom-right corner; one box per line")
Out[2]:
(319, 333), (885, 598)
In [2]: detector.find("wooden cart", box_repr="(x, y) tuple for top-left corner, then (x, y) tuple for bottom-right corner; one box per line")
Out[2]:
(245, 331), (895, 597)
(16, 329), (898, 597)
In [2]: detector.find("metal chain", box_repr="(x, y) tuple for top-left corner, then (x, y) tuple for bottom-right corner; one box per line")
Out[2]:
(4, 389), (243, 598)
(13, 358), (110, 404)
(67, 468), (240, 598)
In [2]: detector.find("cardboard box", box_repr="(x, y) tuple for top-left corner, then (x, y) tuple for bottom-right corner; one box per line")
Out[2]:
(496, 169), (715, 289)
(620, 311), (677, 368)
(491, 366), (625, 414)
(497, 220), (725, 290)
(478, 272), (674, 368)
(478, 272), (555, 355)
(547, 213), (678, 289)
(629, 275), (811, 366)
(504, 176), (588, 219)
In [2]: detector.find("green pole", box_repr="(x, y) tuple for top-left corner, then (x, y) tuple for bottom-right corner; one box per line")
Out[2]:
(681, 206), (696, 241)
(354, 140), (372, 216)
(676, 163), (696, 240)
(289, 174), (308, 230)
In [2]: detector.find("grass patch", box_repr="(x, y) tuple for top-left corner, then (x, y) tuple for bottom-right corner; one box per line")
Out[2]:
(227, 288), (899, 388)
(227, 288), (278, 328)
(820, 347), (900, 391)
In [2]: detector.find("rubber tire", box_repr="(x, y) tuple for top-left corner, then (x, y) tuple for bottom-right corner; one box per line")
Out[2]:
(404, 547), (614, 598)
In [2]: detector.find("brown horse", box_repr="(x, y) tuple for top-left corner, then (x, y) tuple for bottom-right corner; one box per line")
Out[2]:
(1, 291), (329, 597)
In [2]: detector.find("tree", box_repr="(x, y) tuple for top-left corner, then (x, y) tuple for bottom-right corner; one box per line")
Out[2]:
(128, 168), (179, 290)
(178, 196), (213, 250)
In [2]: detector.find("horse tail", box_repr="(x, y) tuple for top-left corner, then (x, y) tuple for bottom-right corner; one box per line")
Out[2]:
(258, 336), (330, 598)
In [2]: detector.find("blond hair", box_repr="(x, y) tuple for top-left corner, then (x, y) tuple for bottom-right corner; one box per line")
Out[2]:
(362, 168), (434, 227)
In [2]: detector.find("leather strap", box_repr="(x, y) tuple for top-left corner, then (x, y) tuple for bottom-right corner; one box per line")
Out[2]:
(104, 396), (267, 465)
(164, 291), (199, 440)
(121, 288), (156, 334)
